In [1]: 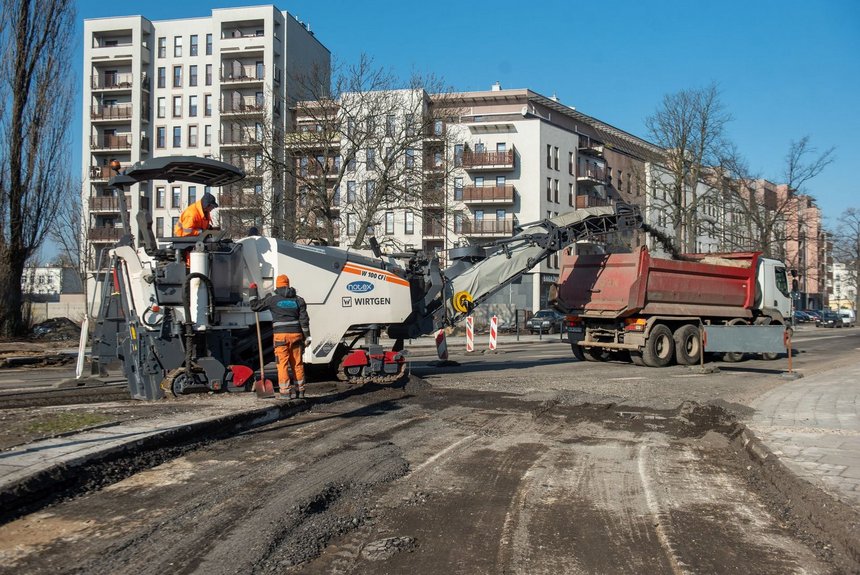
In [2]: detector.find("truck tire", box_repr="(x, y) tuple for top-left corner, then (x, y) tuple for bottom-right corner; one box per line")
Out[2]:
(642, 324), (675, 367)
(630, 351), (645, 366)
(582, 347), (609, 362)
(673, 324), (701, 365)
(571, 343), (586, 361)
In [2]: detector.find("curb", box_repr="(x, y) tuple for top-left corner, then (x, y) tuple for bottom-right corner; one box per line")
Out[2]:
(0, 399), (313, 525)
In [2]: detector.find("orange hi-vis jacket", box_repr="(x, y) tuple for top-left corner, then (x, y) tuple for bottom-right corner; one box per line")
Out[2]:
(174, 200), (212, 237)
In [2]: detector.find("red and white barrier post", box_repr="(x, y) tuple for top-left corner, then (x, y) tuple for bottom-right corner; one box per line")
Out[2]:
(489, 315), (498, 351)
(466, 316), (474, 352)
(435, 329), (448, 360)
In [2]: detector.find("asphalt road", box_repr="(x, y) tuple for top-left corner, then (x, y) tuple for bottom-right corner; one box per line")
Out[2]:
(0, 327), (857, 574)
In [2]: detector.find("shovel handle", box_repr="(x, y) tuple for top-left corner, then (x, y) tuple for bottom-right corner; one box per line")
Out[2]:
(255, 312), (266, 389)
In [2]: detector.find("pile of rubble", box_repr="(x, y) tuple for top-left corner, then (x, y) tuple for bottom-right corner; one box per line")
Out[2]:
(31, 317), (81, 342)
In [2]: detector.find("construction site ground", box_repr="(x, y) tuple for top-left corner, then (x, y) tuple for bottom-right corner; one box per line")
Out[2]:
(0, 328), (858, 574)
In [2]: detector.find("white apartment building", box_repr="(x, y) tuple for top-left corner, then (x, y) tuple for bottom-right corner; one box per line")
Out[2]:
(82, 5), (329, 265)
(830, 261), (857, 310)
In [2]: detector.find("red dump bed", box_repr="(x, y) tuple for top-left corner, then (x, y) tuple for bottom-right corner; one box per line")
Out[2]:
(557, 246), (760, 319)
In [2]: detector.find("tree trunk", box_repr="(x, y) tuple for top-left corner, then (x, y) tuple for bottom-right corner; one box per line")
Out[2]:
(0, 249), (28, 338)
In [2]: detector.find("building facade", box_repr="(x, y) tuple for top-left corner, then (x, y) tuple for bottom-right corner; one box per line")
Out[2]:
(82, 6), (330, 266)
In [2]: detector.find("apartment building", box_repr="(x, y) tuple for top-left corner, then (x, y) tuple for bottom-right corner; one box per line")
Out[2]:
(82, 6), (330, 265)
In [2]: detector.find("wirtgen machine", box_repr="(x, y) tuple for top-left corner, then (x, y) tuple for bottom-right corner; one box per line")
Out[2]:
(83, 157), (641, 399)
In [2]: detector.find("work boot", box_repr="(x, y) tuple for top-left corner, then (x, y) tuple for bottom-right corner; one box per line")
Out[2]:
(276, 387), (293, 400)
(296, 381), (305, 399)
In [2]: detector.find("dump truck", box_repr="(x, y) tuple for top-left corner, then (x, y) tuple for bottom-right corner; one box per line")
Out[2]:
(554, 246), (792, 367)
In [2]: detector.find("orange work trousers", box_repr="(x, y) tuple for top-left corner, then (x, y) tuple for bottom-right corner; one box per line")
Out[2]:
(273, 332), (305, 389)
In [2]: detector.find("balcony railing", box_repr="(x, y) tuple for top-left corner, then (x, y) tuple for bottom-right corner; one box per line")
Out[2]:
(575, 194), (611, 209)
(88, 227), (124, 242)
(89, 165), (129, 180)
(91, 74), (134, 90)
(459, 219), (514, 236)
(577, 165), (607, 184)
(91, 104), (133, 120)
(221, 98), (265, 114)
(91, 134), (132, 150)
(220, 131), (261, 146)
(423, 222), (446, 237)
(461, 148), (515, 170)
(460, 184), (516, 204)
(578, 142), (605, 157)
(220, 66), (264, 83)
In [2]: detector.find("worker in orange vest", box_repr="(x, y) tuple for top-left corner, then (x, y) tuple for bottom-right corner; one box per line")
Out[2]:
(175, 192), (218, 236)
(249, 274), (311, 399)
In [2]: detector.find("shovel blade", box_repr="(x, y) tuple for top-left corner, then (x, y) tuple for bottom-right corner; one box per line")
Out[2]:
(254, 378), (275, 398)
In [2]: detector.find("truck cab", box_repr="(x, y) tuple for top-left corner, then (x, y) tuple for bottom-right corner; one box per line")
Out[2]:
(756, 258), (792, 322)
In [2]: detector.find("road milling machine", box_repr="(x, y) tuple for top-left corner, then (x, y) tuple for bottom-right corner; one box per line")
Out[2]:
(84, 157), (641, 399)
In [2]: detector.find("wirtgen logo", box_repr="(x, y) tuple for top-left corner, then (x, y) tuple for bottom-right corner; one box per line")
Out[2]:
(346, 281), (375, 293)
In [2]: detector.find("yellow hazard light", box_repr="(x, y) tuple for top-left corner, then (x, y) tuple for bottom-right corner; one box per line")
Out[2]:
(624, 318), (646, 332)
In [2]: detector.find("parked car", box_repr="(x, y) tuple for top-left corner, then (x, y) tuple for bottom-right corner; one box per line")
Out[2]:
(525, 309), (565, 334)
(792, 311), (810, 323)
(838, 309), (856, 328)
(803, 310), (821, 322)
(816, 310), (842, 328)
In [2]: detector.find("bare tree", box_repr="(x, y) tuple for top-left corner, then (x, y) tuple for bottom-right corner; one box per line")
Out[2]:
(252, 54), (462, 248)
(645, 83), (731, 253)
(832, 208), (860, 311)
(49, 178), (89, 293)
(0, 0), (75, 337)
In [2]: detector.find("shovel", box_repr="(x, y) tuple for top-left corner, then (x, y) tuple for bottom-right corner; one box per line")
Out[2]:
(253, 310), (275, 398)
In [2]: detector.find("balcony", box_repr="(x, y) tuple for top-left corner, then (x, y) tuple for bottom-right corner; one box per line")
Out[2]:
(220, 130), (261, 147)
(88, 227), (123, 242)
(91, 73), (134, 91)
(221, 97), (265, 115)
(459, 219), (515, 237)
(578, 142), (605, 157)
(461, 147), (515, 171)
(90, 104), (133, 121)
(91, 134), (132, 151)
(423, 221), (446, 238)
(577, 165), (607, 185)
(575, 194), (611, 209)
(89, 165), (128, 181)
(220, 65), (264, 84)
(218, 190), (265, 208)
(461, 184), (516, 205)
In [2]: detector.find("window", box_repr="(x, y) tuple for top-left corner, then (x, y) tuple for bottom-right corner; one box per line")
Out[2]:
(366, 149), (376, 170)
(569, 152), (574, 175)
(255, 122), (263, 142)
(155, 217), (164, 238)
(188, 186), (197, 204)
(171, 217), (179, 234)
(156, 186), (165, 208)
(189, 95), (198, 117)
(496, 142), (506, 153)
(454, 214), (464, 233)
(347, 118), (355, 137)
(434, 151), (443, 167)
(546, 177), (552, 201)
(554, 179), (559, 203)
(386, 115), (395, 136)
(189, 65), (198, 87)
(173, 65), (182, 87)
(171, 186), (181, 208)
(405, 114), (415, 136)
(156, 127), (165, 148)
(496, 176), (506, 188)
(402, 148), (413, 168)
(546, 144), (552, 168)
(385, 211), (394, 234)
(496, 209), (507, 220)
(554, 146), (559, 170)
(434, 119), (444, 136)
(190, 35), (198, 56)
(454, 177), (463, 200)
(173, 36), (182, 57)
(617, 170), (623, 189)
(205, 33), (212, 55)
(569, 183), (574, 207)
(157, 67), (165, 88)
(205, 64), (212, 86)
(157, 37), (166, 58)
(255, 61), (263, 79)
(157, 97), (165, 118)
(188, 125), (198, 147)
(173, 126), (181, 147)
(405, 211), (414, 235)
(347, 181), (356, 203)
(172, 95), (182, 117)
(366, 115), (375, 135)
(475, 142), (485, 153)
(204, 94), (212, 116)
(454, 144), (464, 167)
(366, 181), (375, 202)
(346, 214), (356, 236)
(204, 125), (212, 146)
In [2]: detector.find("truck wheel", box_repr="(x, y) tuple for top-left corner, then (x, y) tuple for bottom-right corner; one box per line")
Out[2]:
(642, 324), (675, 367)
(673, 324), (701, 365)
(630, 351), (645, 366)
(571, 343), (586, 361)
(582, 347), (609, 362)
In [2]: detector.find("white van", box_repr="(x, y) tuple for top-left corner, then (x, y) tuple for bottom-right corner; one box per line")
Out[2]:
(839, 309), (856, 328)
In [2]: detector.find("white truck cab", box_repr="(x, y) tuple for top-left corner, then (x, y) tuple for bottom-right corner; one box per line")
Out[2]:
(756, 258), (793, 321)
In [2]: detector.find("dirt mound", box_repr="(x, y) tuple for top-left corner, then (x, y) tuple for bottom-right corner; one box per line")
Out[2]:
(31, 317), (81, 341)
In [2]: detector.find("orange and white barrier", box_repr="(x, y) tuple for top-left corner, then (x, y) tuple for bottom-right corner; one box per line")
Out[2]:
(466, 317), (474, 352)
(489, 316), (498, 350)
(435, 329), (448, 360)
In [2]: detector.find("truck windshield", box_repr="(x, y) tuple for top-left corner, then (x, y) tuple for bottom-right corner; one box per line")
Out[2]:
(774, 267), (790, 298)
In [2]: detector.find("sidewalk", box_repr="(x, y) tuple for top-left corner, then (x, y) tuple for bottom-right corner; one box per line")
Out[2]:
(746, 360), (860, 508)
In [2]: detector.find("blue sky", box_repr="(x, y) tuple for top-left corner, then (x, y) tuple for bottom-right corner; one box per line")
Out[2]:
(73, 0), (860, 228)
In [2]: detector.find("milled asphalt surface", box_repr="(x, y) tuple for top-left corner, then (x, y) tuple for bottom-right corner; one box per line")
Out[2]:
(1, 331), (858, 520)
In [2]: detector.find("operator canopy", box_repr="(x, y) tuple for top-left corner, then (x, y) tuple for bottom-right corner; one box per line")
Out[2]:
(108, 156), (245, 188)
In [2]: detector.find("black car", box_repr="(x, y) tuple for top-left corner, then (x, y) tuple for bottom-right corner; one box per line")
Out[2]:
(816, 310), (842, 328)
(526, 309), (565, 334)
